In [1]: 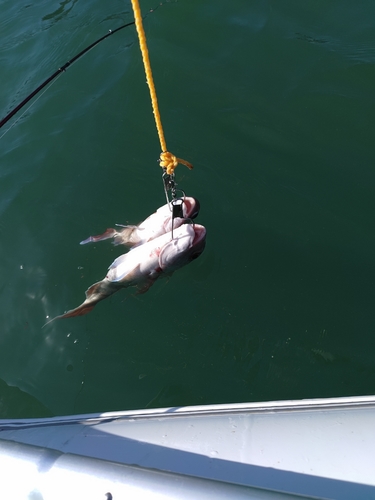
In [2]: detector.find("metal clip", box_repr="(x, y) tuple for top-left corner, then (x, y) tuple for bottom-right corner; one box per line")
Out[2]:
(172, 198), (184, 219)
(161, 169), (187, 240)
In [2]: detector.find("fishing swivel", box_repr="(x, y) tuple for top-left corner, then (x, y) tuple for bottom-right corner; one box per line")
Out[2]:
(162, 169), (185, 206)
(162, 170), (177, 200)
(161, 169), (189, 239)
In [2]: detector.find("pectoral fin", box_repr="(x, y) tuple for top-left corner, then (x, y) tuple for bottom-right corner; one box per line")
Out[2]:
(136, 277), (158, 294)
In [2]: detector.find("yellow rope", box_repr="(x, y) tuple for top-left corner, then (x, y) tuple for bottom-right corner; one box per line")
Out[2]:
(130, 0), (193, 175)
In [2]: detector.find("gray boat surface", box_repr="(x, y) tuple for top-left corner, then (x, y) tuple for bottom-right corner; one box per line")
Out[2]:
(0, 395), (374, 499)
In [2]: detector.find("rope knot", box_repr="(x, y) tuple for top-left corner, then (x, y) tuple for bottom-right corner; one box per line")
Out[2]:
(159, 151), (193, 175)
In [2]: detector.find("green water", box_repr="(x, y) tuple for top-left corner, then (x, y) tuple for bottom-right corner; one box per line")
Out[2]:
(1, 0), (375, 418)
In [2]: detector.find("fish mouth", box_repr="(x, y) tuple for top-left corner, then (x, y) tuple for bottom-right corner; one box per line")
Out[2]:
(193, 223), (206, 242)
(183, 197), (200, 219)
(191, 224), (206, 257)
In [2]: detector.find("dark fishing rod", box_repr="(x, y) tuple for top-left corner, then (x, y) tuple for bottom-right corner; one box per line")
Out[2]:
(0, 19), (137, 130)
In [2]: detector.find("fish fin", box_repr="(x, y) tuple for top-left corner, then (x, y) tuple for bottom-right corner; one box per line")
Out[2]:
(42, 316), (59, 328)
(135, 278), (157, 295)
(42, 303), (95, 327)
(56, 303), (96, 320)
(80, 228), (117, 245)
(107, 260), (143, 283)
(115, 224), (138, 228)
(113, 226), (138, 247)
(43, 280), (118, 326)
(85, 279), (117, 299)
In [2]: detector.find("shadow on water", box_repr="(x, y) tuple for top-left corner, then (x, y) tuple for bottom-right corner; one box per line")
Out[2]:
(0, 378), (52, 418)
(42, 0), (80, 24)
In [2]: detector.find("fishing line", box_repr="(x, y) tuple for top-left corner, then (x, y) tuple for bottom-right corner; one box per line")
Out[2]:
(0, 21), (136, 132)
(0, 4), (162, 134)
(0, 73), (64, 141)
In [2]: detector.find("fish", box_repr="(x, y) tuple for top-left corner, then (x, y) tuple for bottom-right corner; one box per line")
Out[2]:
(47, 223), (206, 322)
(79, 196), (200, 248)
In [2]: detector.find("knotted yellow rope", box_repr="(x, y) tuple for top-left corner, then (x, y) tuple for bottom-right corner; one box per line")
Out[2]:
(130, 0), (193, 175)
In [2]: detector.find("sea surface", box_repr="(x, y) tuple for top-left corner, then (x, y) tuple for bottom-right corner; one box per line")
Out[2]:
(1, 0), (375, 418)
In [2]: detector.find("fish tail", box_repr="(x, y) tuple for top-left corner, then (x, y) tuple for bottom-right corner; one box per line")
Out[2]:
(57, 303), (96, 319)
(43, 280), (117, 327)
(80, 228), (117, 245)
